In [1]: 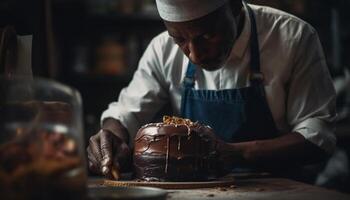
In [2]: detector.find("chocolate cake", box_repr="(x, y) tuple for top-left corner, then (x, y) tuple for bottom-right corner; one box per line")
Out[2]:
(133, 116), (220, 181)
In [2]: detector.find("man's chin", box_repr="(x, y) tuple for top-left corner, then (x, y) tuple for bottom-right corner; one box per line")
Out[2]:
(200, 65), (222, 71)
(198, 61), (224, 71)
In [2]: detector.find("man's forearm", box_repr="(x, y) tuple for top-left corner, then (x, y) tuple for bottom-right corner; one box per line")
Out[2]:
(102, 118), (129, 144)
(224, 132), (327, 168)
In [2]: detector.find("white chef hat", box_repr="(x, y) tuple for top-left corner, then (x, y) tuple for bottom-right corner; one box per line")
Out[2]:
(155, 0), (228, 22)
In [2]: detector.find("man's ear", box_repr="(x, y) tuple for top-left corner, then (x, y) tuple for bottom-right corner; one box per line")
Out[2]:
(230, 0), (243, 17)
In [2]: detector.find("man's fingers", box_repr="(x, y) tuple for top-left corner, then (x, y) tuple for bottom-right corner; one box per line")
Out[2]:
(89, 135), (103, 160)
(108, 159), (121, 180)
(87, 146), (101, 174)
(117, 143), (131, 157)
(112, 156), (121, 174)
(88, 159), (100, 174)
(100, 130), (113, 175)
(104, 157), (120, 180)
(86, 129), (132, 179)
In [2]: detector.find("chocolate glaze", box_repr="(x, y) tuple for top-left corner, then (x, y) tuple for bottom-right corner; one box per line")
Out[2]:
(133, 120), (220, 181)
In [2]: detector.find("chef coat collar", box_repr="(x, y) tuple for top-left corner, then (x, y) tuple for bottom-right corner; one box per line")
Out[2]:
(230, 3), (251, 59)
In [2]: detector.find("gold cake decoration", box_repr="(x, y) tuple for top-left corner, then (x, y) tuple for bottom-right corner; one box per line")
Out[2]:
(162, 115), (196, 126)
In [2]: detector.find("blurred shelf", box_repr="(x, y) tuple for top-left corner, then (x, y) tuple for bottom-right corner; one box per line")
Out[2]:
(84, 12), (164, 34)
(62, 74), (132, 85)
(50, 1), (164, 134)
(87, 12), (161, 24)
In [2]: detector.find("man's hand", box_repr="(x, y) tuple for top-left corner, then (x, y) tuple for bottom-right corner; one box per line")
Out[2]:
(86, 119), (131, 180)
(215, 132), (327, 170)
(214, 139), (241, 174)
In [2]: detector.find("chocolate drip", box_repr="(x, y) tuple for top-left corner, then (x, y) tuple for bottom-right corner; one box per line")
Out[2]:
(165, 136), (170, 173)
(194, 135), (198, 171)
(187, 125), (191, 136)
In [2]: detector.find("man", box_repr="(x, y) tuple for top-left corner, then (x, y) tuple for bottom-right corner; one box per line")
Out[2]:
(87, 0), (337, 180)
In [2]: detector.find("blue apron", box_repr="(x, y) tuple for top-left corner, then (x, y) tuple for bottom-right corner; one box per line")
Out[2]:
(180, 5), (279, 143)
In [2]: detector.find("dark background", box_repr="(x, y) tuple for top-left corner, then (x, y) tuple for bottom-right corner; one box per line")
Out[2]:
(1, 0), (350, 192)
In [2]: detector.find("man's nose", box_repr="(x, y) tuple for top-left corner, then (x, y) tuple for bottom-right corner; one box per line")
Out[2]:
(188, 42), (205, 64)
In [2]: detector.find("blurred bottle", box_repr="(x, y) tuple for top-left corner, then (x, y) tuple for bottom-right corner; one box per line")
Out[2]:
(140, 0), (158, 15)
(72, 45), (89, 74)
(118, 0), (136, 14)
(87, 0), (139, 15)
(1, 26), (33, 80)
(94, 37), (127, 76)
(0, 77), (87, 200)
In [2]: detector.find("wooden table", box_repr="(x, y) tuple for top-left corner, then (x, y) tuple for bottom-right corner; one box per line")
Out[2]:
(88, 174), (350, 200)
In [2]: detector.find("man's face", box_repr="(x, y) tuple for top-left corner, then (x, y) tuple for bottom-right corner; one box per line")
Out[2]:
(164, 3), (238, 71)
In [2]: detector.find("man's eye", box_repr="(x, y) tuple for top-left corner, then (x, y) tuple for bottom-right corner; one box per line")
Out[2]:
(173, 37), (185, 44)
(202, 33), (215, 40)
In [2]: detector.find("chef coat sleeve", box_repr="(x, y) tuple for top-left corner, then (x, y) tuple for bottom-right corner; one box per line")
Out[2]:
(287, 26), (337, 154)
(101, 35), (169, 144)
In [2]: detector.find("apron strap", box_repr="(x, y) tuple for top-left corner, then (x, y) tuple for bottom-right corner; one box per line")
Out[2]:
(183, 61), (196, 88)
(246, 3), (264, 86)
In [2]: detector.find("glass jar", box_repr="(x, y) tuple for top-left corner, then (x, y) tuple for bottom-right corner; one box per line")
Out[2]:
(0, 77), (87, 199)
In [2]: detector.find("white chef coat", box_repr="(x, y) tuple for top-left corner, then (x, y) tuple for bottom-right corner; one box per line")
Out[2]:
(101, 4), (337, 153)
